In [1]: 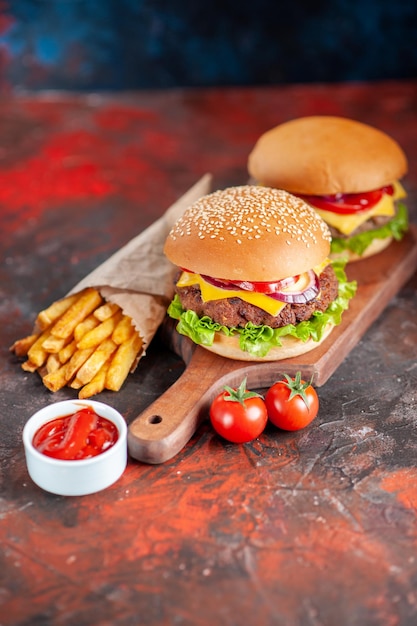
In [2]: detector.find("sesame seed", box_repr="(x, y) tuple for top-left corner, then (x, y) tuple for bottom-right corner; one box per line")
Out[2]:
(167, 185), (331, 246)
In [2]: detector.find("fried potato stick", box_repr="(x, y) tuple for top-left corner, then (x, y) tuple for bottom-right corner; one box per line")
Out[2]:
(36, 293), (79, 331)
(94, 302), (120, 321)
(26, 329), (53, 368)
(77, 361), (111, 399)
(45, 353), (61, 374)
(42, 334), (71, 353)
(76, 338), (118, 386)
(42, 365), (69, 392)
(106, 333), (143, 392)
(11, 286), (144, 398)
(21, 360), (39, 373)
(112, 315), (135, 344)
(73, 314), (99, 343)
(9, 334), (38, 357)
(77, 311), (123, 350)
(50, 288), (103, 339)
(64, 347), (96, 382)
(58, 339), (77, 364)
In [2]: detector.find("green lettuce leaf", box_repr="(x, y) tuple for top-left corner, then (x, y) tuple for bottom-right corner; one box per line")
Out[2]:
(331, 202), (408, 257)
(167, 261), (357, 358)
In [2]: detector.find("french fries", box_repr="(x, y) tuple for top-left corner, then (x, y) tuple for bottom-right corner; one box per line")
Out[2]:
(10, 288), (143, 398)
(106, 332), (143, 392)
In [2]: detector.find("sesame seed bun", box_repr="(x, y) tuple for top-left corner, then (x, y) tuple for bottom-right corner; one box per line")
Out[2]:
(164, 185), (331, 281)
(247, 116), (408, 195)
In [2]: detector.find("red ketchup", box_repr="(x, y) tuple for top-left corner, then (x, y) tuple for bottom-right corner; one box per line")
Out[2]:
(32, 406), (119, 460)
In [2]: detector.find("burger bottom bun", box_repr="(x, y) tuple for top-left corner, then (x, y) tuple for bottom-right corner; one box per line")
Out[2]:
(200, 324), (335, 362)
(330, 236), (393, 263)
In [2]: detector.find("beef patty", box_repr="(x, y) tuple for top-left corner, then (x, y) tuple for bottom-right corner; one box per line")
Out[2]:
(329, 213), (392, 239)
(175, 264), (339, 329)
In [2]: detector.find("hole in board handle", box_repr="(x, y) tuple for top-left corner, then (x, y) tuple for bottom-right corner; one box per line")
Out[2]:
(148, 415), (163, 425)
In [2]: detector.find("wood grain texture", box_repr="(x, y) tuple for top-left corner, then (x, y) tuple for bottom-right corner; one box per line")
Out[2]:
(1, 83), (417, 626)
(128, 226), (417, 463)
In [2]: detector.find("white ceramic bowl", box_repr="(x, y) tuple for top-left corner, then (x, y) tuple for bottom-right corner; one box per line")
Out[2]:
(22, 399), (128, 496)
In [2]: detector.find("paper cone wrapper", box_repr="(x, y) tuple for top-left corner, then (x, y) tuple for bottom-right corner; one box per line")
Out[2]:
(68, 174), (212, 354)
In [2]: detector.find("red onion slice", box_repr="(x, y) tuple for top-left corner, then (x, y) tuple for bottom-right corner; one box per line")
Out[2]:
(229, 276), (297, 292)
(269, 271), (320, 303)
(201, 275), (241, 291)
(201, 270), (320, 304)
(201, 274), (297, 293)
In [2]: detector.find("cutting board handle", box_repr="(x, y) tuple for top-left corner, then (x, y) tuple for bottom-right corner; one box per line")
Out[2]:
(127, 346), (241, 463)
(127, 345), (286, 464)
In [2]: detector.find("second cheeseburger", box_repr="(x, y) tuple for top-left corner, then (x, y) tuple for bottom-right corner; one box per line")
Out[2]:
(247, 116), (409, 261)
(164, 185), (356, 361)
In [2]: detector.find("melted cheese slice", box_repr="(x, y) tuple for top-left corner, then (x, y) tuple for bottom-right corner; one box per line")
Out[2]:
(176, 261), (329, 317)
(311, 181), (406, 236)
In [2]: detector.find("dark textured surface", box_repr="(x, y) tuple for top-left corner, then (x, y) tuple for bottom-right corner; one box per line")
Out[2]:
(0, 1), (416, 91)
(1, 81), (417, 625)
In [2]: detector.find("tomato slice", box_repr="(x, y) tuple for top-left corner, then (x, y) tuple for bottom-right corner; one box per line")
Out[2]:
(201, 274), (297, 294)
(299, 185), (394, 215)
(200, 270), (320, 303)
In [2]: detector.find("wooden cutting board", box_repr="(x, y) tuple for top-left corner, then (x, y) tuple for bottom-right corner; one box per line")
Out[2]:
(128, 226), (417, 464)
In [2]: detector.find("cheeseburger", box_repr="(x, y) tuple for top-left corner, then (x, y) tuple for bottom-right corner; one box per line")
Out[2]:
(164, 186), (356, 361)
(247, 116), (408, 261)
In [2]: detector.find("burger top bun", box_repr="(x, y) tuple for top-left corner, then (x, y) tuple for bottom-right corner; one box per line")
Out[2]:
(247, 116), (408, 195)
(164, 185), (331, 282)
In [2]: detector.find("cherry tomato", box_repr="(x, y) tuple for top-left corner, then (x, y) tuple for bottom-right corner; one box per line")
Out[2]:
(209, 377), (268, 443)
(299, 185), (393, 215)
(265, 372), (319, 431)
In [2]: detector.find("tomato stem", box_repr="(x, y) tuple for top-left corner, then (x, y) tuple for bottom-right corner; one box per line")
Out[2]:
(282, 371), (315, 410)
(223, 377), (263, 406)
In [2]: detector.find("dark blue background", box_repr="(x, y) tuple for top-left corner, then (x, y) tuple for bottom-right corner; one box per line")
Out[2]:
(1, 0), (416, 91)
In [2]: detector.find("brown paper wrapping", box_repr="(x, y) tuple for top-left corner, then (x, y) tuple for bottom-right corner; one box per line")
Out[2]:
(68, 174), (212, 355)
